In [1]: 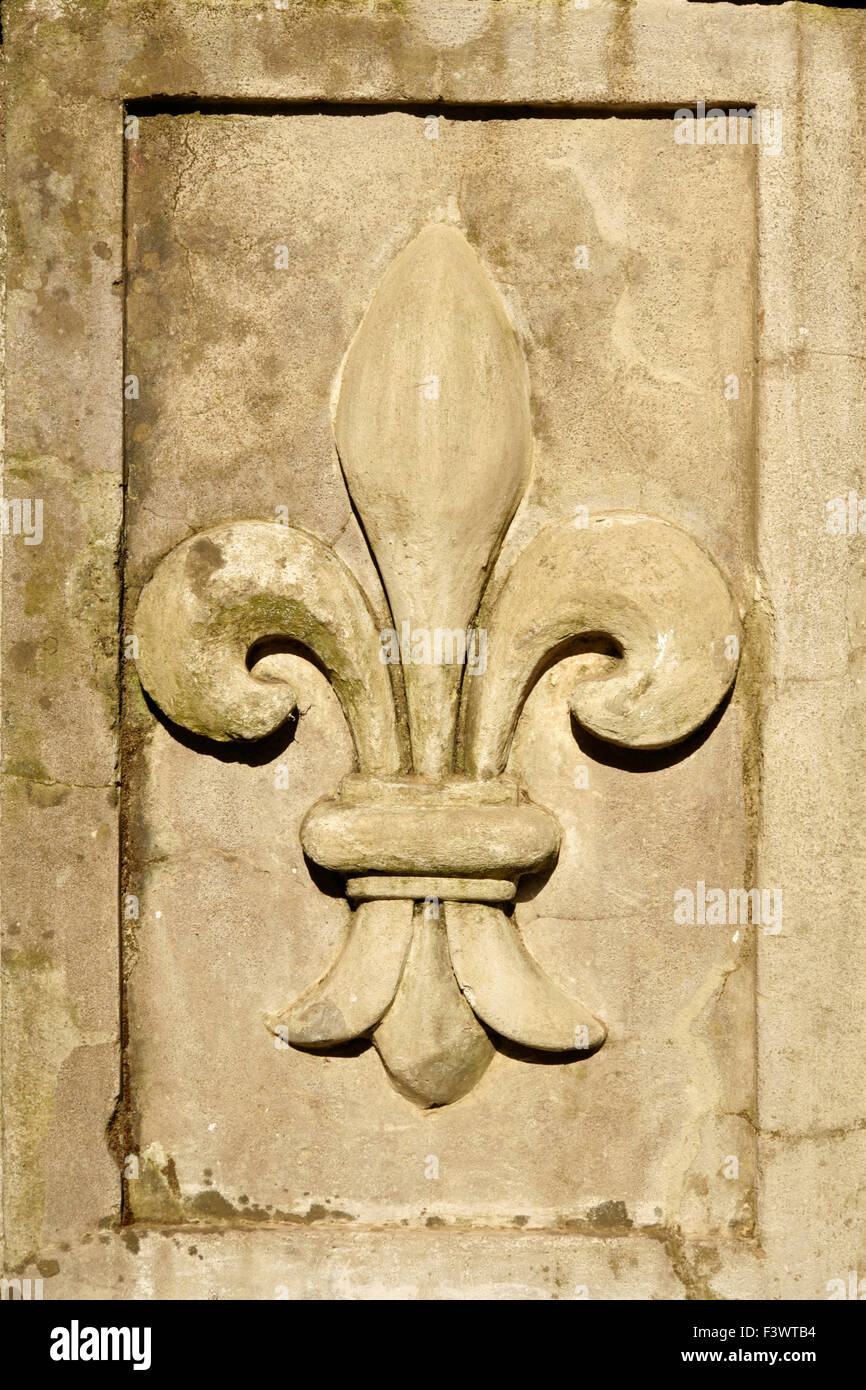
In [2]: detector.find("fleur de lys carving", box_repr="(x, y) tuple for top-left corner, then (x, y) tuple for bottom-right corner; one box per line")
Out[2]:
(134, 225), (742, 1108)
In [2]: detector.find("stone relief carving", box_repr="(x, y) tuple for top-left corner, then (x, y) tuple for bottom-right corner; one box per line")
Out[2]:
(134, 224), (741, 1108)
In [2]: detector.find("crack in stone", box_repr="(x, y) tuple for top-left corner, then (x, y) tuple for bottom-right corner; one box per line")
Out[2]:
(1, 771), (116, 792)
(760, 1118), (866, 1146)
(169, 126), (198, 292)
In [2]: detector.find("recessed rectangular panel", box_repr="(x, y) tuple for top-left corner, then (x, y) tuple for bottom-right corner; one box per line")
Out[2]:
(124, 111), (755, 1235)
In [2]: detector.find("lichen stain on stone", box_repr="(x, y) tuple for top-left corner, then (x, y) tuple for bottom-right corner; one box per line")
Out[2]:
(605, 0), (638, 99)
(1, 950), (112, 1266)
(3, 754), (52, 785)
(729, 1191), (756, 1240)
(162, 1154), (182, 1199)
(184, 536), (226, 594)
(255, 2), (413, 82)
(285, 1202), (357, 1225)
(188, 1189), (238, 1221)
(5, 458), (121, 738)
(586, 1198), (633, 1230)
(130, 1149), (358, 1228)
(130, 1147), (186, 1224)
(25, 782), (72, 809)
(34, 282), (86, 341)
(8, 638), (41, 673)
(664, 1231), (725, 1301)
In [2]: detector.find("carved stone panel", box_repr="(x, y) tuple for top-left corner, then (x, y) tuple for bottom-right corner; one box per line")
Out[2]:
(5, 0), (865, 1307)
(123, 112), (754, 1235)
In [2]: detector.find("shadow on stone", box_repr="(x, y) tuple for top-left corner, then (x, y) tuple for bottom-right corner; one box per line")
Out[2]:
(143, 688), (299, 766)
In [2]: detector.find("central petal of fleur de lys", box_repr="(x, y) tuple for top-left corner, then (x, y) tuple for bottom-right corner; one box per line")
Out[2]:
(133, 224), (742, 1108)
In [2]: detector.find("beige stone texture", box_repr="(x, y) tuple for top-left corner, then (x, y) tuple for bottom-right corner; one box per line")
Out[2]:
(1, 0), (864, 1303)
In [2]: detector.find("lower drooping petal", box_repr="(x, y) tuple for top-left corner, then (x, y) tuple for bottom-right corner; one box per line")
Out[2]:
(373, 904), (494, 1108)
(446, 901), (606, 1053)
(268, 899), (414, 1047)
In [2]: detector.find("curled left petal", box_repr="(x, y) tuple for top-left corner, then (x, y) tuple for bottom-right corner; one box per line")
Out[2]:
(134, 519), (403, 773)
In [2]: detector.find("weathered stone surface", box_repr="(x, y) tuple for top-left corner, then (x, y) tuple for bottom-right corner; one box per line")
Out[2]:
(2, 0), (865, 1304)
(120, 99), (752, 1221)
